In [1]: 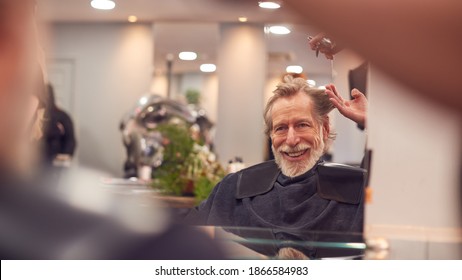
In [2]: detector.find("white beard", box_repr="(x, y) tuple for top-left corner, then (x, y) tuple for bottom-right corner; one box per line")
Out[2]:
(272, 135), (325, 178)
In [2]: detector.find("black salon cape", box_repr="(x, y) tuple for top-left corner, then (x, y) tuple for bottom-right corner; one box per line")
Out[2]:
(186, 160), (364, 232)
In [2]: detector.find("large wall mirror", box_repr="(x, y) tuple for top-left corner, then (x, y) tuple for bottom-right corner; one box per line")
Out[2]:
(39, 0), (369, 260)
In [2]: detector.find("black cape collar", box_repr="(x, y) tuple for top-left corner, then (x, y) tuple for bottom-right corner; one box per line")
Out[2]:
(235, 160), (281, 199)
(235, 160), (366, 205)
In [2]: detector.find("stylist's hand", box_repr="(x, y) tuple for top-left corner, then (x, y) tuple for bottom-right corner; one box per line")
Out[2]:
(309, 33), (341, 60)
(325, 84), (368, 127)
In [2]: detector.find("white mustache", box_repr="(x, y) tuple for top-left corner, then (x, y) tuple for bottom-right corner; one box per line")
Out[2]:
(278, 144), (311, 153)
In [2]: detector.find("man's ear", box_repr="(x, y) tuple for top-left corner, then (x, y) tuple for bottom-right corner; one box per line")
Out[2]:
(268, 127), (274, 141)
(322, 116), (330, 141)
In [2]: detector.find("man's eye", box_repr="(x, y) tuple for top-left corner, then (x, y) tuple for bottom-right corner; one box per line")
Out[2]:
(274, 126), (286, 132)
(297, 123), (310, 128)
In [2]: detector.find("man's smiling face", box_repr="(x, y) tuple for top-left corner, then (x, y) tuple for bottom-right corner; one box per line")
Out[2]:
(270, 91), (327, 177)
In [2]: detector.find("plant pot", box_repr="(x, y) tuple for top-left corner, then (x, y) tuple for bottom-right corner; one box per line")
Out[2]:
(182, 179), (195, 196)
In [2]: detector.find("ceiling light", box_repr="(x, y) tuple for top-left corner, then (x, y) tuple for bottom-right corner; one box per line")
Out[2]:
(179, 52), (197, 61)
(307, 79), (317, 87)
(268, 26), (291, 35)
(139, 96), (148, 105)
(128, 15), (138, 23)
(286, 65), (303, 74)
(200, 64), (217, 73)
(91, 0), (116, 10)
(259, 1), (281, 9)
(238, 17), (248, 23)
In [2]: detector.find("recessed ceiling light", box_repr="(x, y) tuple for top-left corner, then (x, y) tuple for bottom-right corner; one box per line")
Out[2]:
(238, 17), (248, 23)
(259, 1), (281, 9)
(268, 25), (291, 35)
(179, 51), (197, 61)
(307, 79), (317, 87)
(286, 65), (303, 74)
(91, 0), (116, 10)
(139, 96), (148, 105)
(200, 64), (217, 73)
(128, 15), (138, 23)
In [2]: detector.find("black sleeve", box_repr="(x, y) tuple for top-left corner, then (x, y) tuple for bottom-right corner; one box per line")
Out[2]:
(183, 180), (223, 225)
(57, 111), (77, 155)
(183, 173), (236, 225)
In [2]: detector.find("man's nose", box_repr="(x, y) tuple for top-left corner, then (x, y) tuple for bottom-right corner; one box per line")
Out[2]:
(285, 127), (300, 146)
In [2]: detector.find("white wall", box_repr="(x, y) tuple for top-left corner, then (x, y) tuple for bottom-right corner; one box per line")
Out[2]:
(199, 74), (219, 123)
(366, 67), (462, 234)
(216, 24), (267, 166)
(49, 23), (154, 176)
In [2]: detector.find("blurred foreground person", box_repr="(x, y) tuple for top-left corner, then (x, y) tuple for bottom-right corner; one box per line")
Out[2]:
(186, 76), (367, 232)
(0, 0), (223, 259)
(0, 0), (41, 173)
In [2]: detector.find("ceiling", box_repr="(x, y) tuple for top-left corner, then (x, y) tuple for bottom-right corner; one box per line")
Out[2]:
(151, 22), (331, 76)
(40, 0), (331, 77)
(153, 22), (219, 74)
(39, 0), (305, 24)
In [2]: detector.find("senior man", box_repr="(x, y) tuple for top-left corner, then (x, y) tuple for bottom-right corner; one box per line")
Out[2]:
(186, 76), (368, 232)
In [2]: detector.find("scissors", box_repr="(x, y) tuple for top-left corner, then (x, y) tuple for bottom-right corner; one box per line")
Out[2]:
(308, 36), (334, 57)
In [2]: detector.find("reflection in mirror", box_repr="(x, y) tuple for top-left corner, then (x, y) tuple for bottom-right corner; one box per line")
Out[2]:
(32, 1), (369, 260)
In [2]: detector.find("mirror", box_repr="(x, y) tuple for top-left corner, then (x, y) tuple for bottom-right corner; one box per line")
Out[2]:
(41, 0), (368, 260)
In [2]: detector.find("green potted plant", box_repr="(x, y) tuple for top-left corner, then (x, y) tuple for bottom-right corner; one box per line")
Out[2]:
(151, 123), (224, 203)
